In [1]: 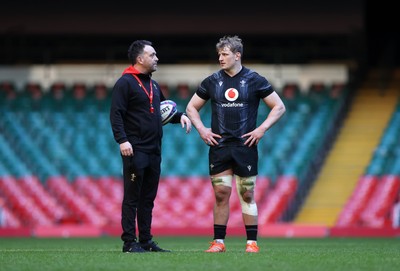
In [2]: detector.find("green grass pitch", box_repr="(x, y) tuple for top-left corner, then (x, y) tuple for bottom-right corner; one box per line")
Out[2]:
(0, 236), (399, 271)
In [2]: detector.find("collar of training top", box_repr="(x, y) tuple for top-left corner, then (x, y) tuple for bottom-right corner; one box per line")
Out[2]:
(122, 66), (141, 75)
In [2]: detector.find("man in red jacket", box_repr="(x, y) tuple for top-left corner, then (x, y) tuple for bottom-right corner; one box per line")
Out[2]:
(110, 40), (191, 253)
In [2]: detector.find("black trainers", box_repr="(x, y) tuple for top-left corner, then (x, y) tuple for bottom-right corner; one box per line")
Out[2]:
(140, 240), (171, 252)
(123, 242), (148, 253)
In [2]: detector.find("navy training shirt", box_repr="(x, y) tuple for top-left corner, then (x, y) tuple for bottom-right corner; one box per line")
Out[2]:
(196, 66), (274, 146)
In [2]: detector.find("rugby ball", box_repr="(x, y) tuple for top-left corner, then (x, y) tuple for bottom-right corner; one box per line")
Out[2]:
(160, 100), (177, 125)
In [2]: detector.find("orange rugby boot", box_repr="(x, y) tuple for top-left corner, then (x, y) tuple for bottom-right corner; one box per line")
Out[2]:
(245, 241), (259, 253)
(205, 241), (226, 253)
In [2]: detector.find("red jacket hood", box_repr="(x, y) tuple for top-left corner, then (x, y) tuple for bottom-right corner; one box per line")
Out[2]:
(122, 66), (141, 75)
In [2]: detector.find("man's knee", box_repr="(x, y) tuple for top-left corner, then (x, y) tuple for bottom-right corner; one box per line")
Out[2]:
(211, 175), (232, 203)
(235, 175), (258, 216)
(242, 189), (254, 203)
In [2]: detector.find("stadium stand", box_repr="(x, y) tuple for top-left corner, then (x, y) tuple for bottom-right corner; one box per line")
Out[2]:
(0, 79), (341, 226)
(336, 100), (400, 228)
(1, 1), (399, 238)
(1, 73), (399, 237)
(295, 72), (400, 226)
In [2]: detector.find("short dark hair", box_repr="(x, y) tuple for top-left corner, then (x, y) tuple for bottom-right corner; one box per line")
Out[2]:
(127, 40), (153, 65)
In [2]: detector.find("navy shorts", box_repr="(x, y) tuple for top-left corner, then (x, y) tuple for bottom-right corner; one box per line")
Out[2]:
(208, 146), (258, 177)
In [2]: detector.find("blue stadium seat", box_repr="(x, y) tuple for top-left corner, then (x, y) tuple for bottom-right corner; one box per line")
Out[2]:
(0, 82), (349, 185)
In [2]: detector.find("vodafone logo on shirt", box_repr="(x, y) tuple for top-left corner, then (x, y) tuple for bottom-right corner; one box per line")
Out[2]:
(225, 88), (239, 101)
(222, 88), (243, 108)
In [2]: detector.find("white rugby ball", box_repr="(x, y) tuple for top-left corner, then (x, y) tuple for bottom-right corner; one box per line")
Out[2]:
(160, 100), (177, 125)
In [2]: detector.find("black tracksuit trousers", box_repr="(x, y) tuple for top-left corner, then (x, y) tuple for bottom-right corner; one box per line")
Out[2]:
(120, 151), (161, 243)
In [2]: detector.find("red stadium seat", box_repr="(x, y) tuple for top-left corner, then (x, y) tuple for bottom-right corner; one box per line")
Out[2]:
(258, 175), (297, 224)
(97, 176), (123, 203)
(360, 175), (400, 227)
(0, 198), (22, 228)
(19, 175), (68, 223)
(72, 83), (87, 100)
(74, 176), (120, 225)
(335, 175), (378, 227)
(50, 82), (67, 99)
(47, 176), (107, 226)
(0, 175), (53, 226)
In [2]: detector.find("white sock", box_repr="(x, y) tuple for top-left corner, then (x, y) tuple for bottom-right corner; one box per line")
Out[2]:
(215, 239), (224, 244)
(247, 240), (257, 245)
